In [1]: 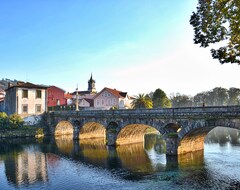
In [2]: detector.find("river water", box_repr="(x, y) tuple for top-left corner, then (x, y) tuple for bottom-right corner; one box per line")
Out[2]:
(0, 128), (240, 190)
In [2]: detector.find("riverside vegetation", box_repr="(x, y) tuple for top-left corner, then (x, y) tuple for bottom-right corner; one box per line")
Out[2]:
(0, 112), (44, 138)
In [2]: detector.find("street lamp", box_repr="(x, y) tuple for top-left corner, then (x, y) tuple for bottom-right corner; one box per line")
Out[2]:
(76, 85), (79, 111)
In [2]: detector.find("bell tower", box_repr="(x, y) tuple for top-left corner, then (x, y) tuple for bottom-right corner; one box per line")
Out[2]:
(88, 73), (96, 94)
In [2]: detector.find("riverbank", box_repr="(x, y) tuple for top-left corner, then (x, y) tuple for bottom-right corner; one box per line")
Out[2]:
(0, 127), (44, 138)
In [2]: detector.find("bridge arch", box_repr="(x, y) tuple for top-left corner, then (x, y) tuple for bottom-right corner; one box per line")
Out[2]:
(79, 121), (106, 139)
(116, 124), (160, 145)
(55, 120), (74, 137)
(178, 119), (240, 154)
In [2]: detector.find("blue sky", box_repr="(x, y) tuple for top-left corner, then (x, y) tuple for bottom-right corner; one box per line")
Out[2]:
(1, 0), (239, 96)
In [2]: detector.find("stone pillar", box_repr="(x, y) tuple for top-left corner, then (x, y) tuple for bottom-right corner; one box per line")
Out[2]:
(106, 131), (118, 146)
(165, 136), (179, 155)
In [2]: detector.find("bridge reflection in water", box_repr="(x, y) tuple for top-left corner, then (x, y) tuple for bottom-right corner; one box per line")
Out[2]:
(53, 134), (205, 174)
(1, 133), (234, 188)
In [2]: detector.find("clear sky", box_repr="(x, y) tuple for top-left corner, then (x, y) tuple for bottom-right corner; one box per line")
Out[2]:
(0, 0), (239, 96)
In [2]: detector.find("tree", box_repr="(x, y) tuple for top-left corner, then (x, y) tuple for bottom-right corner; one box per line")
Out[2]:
(193, 92), (207, 106)
(208, 87), (228, 106)
(170, 93), (193, 107)
(228, 87), (240, 105)
(8, 114), (24, 129)
(190, 0), (240, 64)
(131, 94), (153, 109)
(0, 112), (8, 129)
(152, 88), (171, 108)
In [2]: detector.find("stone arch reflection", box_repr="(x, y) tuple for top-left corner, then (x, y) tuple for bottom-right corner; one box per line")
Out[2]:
(79, 138), (108, 166)
(55, 135), (74, 155)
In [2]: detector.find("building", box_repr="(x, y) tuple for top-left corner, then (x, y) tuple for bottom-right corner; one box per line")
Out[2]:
(71, 74), (97, 108)
(5, 82), (48, 117)
(93, 87), (134, 110)
(47, 86), (66, 107)
(79, 98), (94, 108)
(64, 93), (73, 105)
(0, 90), (5, 112)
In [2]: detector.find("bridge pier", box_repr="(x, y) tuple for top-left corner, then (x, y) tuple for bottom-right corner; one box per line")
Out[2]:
(106, 132), (117, 146)
(73, 126), (80, 140)
(165, 136), (179, 155)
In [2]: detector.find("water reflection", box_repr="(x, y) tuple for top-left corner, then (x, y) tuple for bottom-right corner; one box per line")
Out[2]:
(117, 143), (154, 174)
(0, 128), (239, 189)
(55, 135), (74, 154)
(0, 139), (48, 187)
(205, 127), (240, 145)
(178, 150), (204, 168)
(80, 138), (109, 167)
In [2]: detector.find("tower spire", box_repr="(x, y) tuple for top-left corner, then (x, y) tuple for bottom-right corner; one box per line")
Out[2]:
(88, 73), (96, 94)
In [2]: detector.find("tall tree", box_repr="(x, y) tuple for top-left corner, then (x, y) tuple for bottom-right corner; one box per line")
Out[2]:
(228, 87), (240, 105)
(131, 94), (153, 109)
(170, 93), (193, 107)
(193, 92), (207, 106)
(190, 0), (240, 64)
(152, 88), (171, 108)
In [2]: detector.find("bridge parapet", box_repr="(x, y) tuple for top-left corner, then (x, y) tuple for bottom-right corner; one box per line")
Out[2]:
(51, 106), (240, 120)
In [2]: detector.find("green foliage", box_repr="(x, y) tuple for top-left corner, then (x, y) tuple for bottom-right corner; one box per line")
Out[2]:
(170, 93), (193, 107)
(36, 128), (44, 136)
(0, 112), (24, 130)
(0, 112), (8, 129)
(8, 114), (24, 129)
(167, 132), (178, 138)
(152, 88), (171, 108)
(110, 106), (118, 110)
(228, 88), (240, 105)
(190, 0), (240, 64)
(131, 93), (153, 109)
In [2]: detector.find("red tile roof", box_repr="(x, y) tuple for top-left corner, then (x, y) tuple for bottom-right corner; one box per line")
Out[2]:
(64, 93), (73, 99)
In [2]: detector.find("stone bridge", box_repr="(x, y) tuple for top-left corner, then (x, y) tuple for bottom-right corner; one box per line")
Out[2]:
(46, 106), (240, 155)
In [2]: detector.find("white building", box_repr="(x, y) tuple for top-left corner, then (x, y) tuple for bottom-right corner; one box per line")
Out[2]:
(93, 87), (134, 110)
(5, 82), (48, 117)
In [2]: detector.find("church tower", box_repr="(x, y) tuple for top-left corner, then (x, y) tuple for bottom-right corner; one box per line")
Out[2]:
(88, 73), (96, 94)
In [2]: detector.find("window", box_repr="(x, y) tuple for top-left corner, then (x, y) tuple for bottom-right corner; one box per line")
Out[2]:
(97, 100), (100, 105)
(22, 105), (28, 113)
(36, 90), (42, 99)
(36, 105), (41, 113)
(102, 99), (104, 105)
(56, 99), (60, 106)
(22, 90), (28, 98)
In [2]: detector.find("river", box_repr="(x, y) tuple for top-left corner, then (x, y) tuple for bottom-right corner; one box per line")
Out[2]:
(0, 127), (240, 190)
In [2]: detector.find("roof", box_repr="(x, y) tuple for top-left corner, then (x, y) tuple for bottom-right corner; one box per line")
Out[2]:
(71, 90), (91, 96)
(48, 85), (66, 93)
(64, 93), (73, 99)
(6, 82), (48, 91)
(83, 98), (94, 106)
(94, 87), (128, 99)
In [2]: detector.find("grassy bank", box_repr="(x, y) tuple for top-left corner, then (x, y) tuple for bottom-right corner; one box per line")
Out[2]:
(0, 126), (44, 138)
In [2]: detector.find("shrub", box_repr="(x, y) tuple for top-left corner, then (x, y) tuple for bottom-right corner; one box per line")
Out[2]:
(0, 112), (8, 129)
(8, 114), (24, 129)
